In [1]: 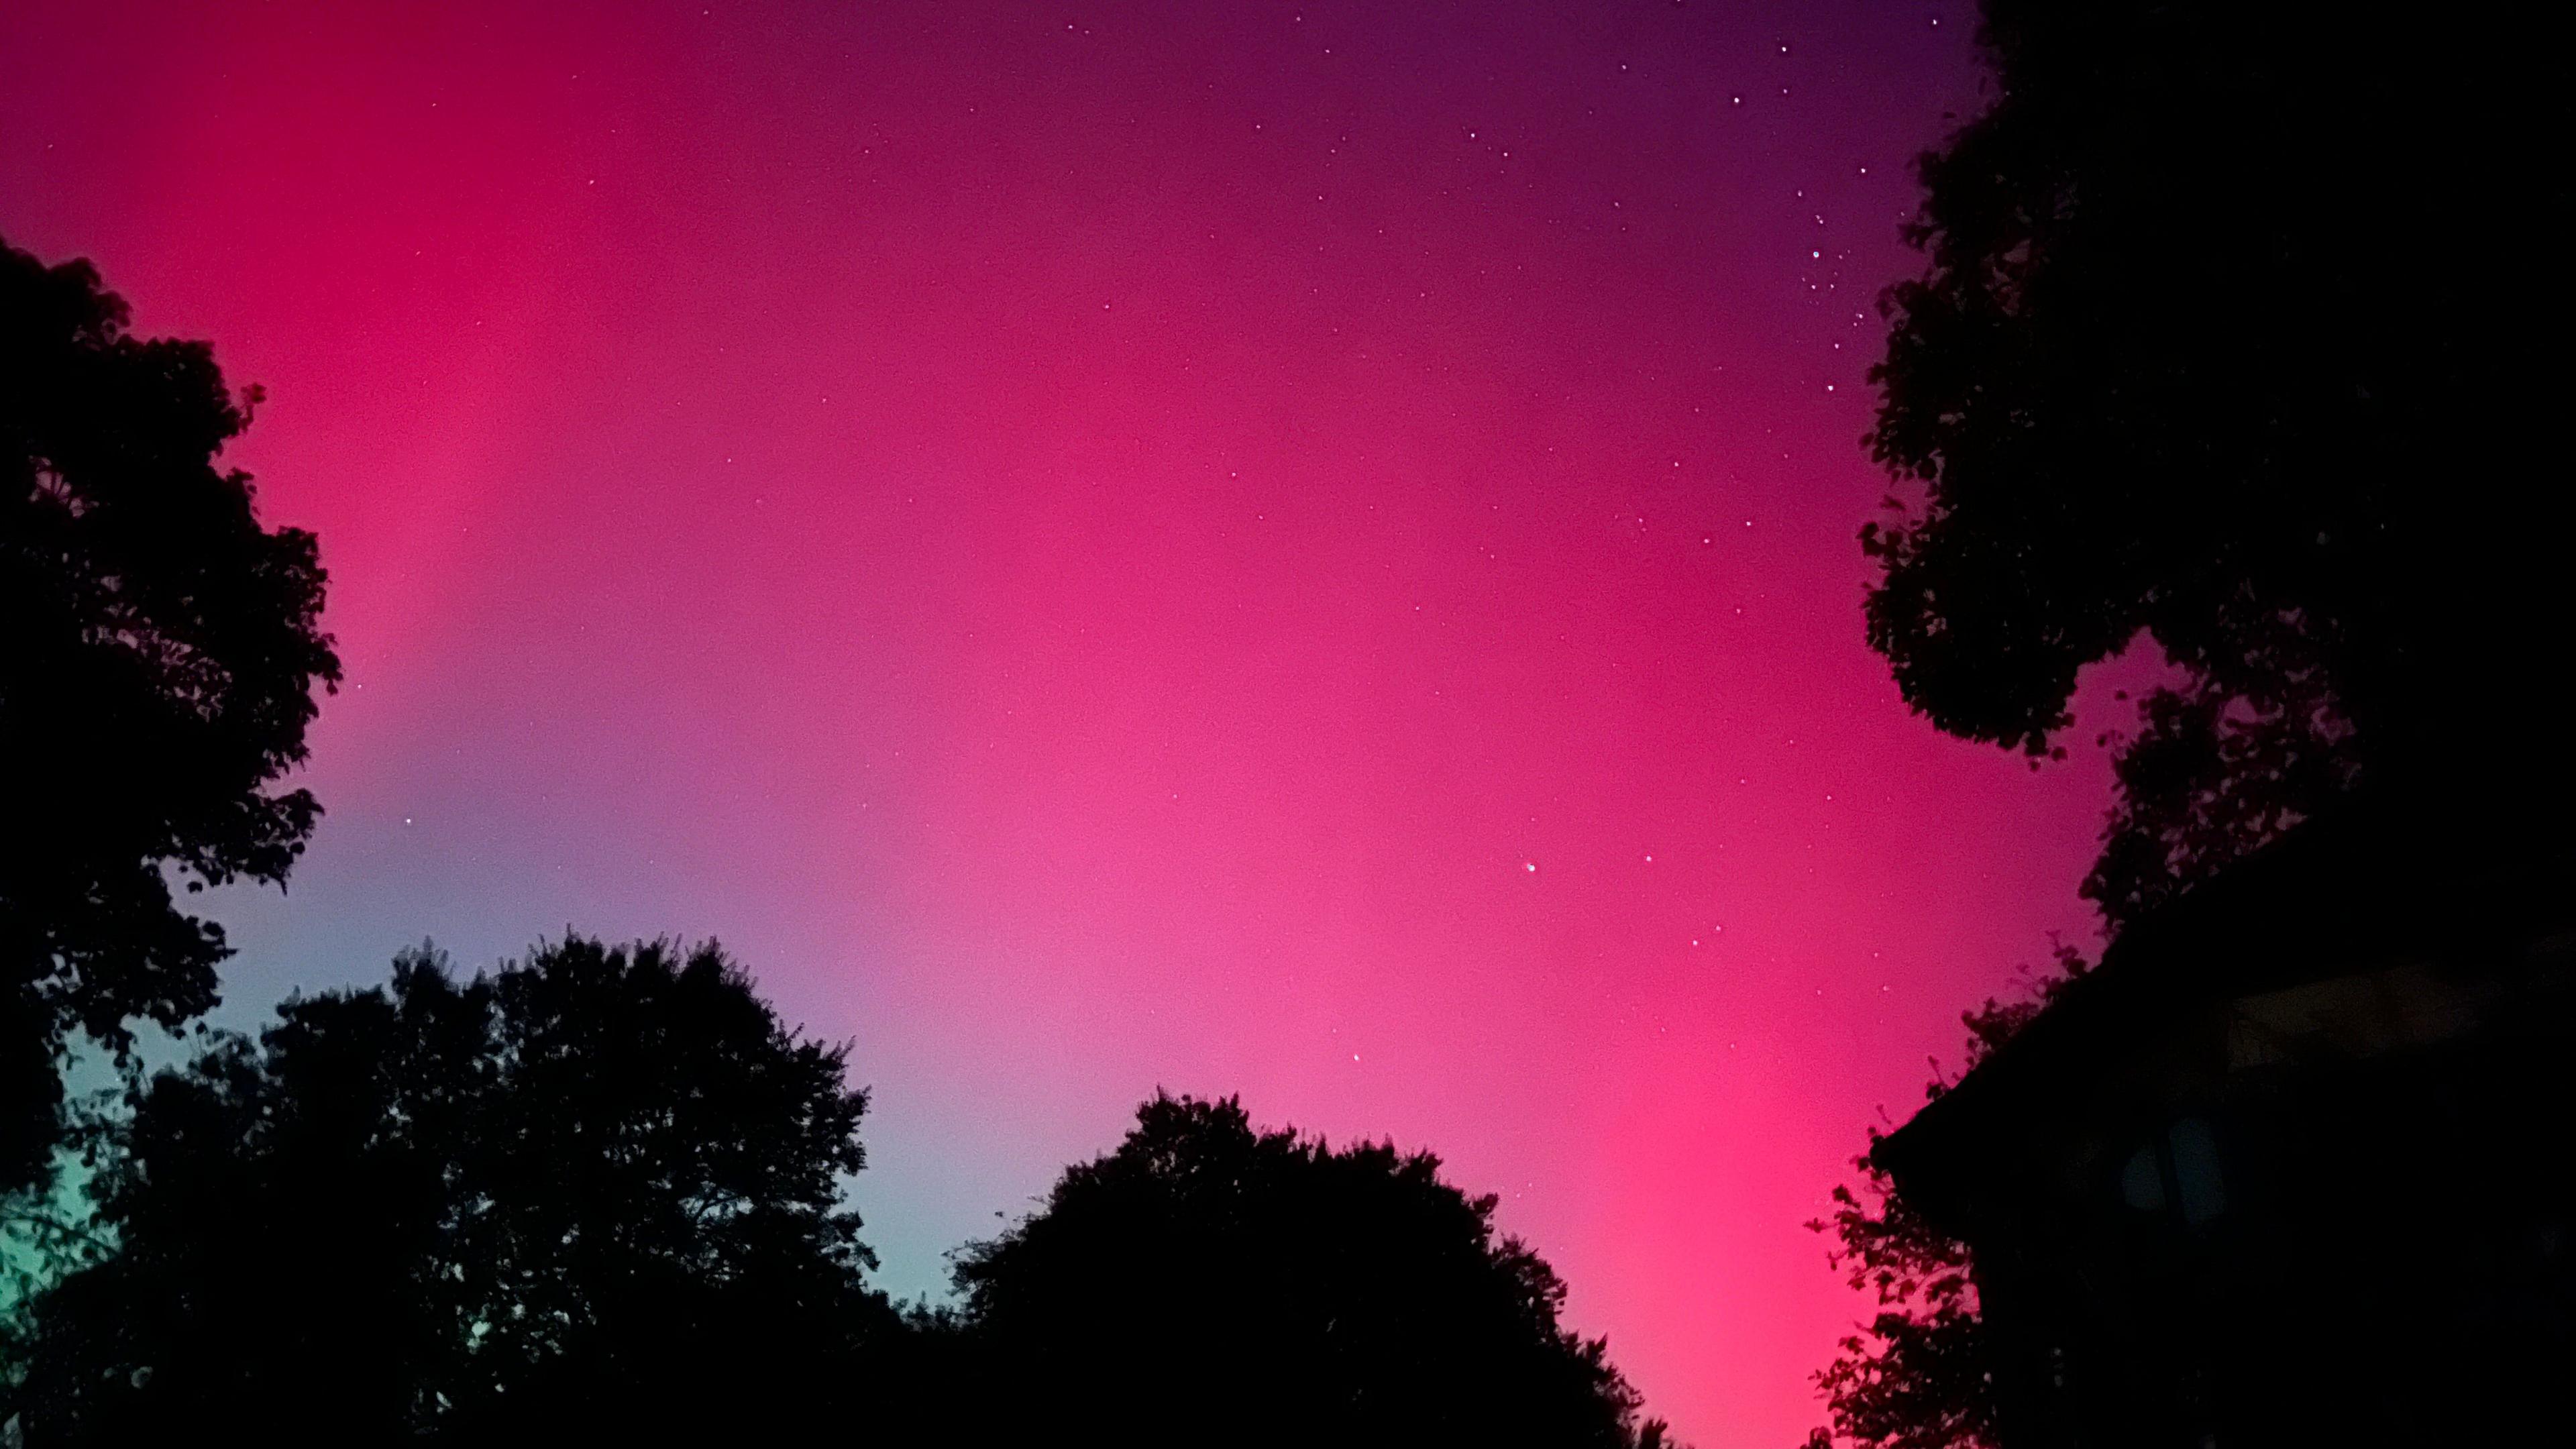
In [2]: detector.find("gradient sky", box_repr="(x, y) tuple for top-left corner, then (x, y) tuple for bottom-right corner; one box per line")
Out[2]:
(1, 3), (2124, 1442)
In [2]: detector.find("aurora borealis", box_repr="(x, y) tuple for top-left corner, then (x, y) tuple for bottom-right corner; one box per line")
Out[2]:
(1, 5), (2122, 1441)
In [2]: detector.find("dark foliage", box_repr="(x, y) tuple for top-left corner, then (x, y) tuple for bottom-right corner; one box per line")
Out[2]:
(7, 937), (892, 1445)
(1862, 1), (2572, 926)
(1801, 1162), (1988, 1449)
(951, 1092), (1672, 1449)
(1, 235), (339, 1192)
(1803, 950), (2084, 1449)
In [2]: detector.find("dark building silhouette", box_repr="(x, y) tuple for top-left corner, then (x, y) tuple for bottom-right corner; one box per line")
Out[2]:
(1875, 799), (2576, 1446)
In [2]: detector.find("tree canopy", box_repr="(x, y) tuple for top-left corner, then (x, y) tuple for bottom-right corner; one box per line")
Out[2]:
(1, 235), (339, 1192)
(949, 1091), (1670, 1449)
(1863, 1), (2571, 926)
(7, 937), (892, 1444)
(8, 1008), (1682, 1445)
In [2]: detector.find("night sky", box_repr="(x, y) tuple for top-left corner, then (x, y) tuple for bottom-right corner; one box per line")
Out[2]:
(2, 3), (2123, 1442)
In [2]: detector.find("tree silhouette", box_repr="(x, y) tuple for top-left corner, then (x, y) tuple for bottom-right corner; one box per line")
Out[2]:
(1801, 954), (2082, 1449)
(1, 236), (339, 1194)
(7, 936), (893, 1444)
(951, 1091), (1672, 1449)
(1801, 1161), (1989, 1449)
(1863, 1), (2571, 926)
